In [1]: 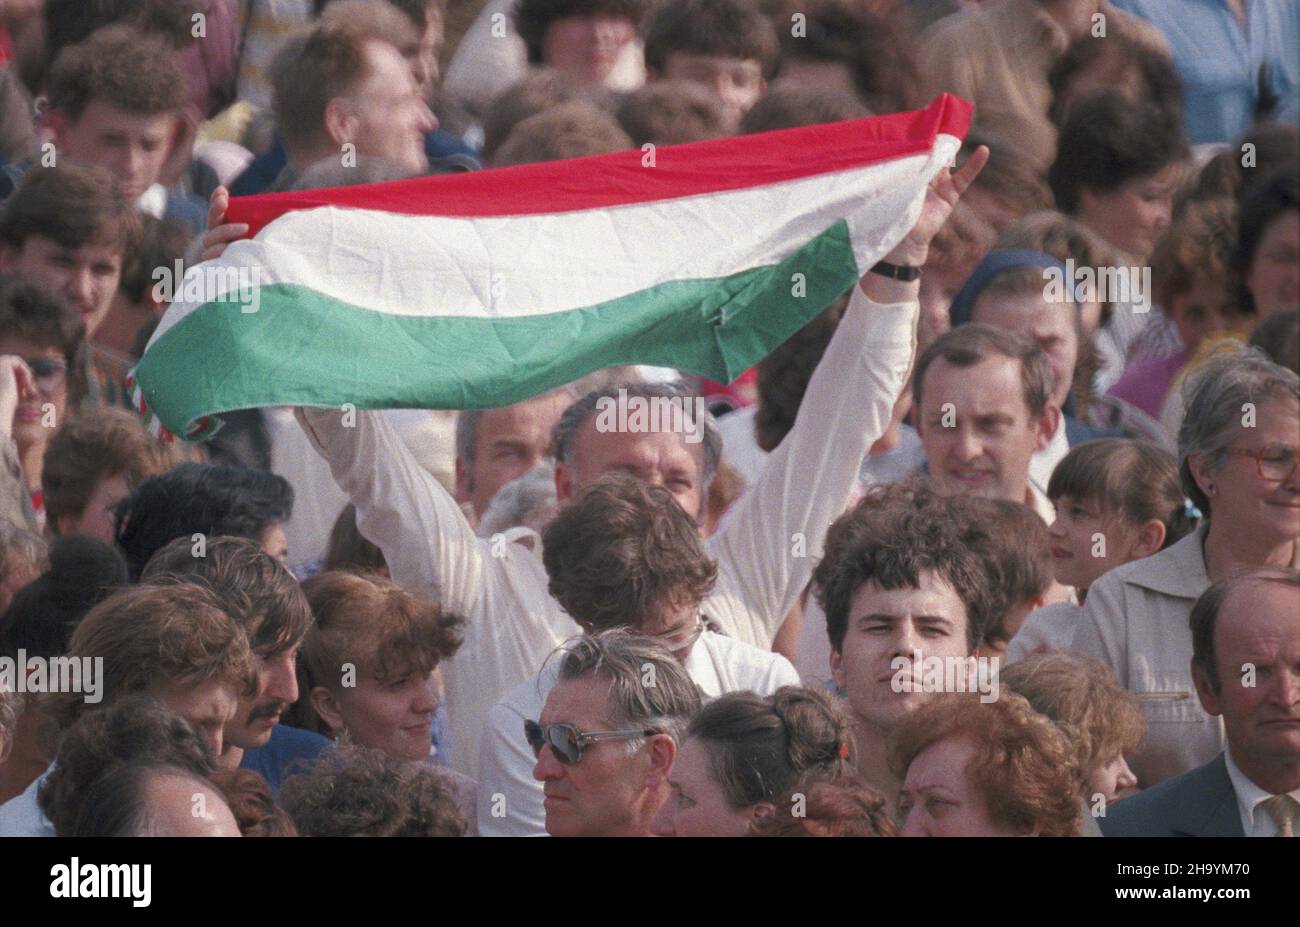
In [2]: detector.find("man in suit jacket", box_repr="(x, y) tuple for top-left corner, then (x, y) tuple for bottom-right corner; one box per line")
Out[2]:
(1101, 567), (1300, 837)
(1100, 753), (1244, 837)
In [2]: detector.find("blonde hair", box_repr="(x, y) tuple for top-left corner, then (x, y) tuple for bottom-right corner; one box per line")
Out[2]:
(1000, 652), (1145, 777)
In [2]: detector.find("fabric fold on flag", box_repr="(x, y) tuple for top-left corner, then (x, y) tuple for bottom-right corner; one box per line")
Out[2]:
(131, 93), (972, 440)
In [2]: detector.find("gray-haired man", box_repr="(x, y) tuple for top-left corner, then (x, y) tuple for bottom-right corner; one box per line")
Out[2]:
(529, 630), (703, 837)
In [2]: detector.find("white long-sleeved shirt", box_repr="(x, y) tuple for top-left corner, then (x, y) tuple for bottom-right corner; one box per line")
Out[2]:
(296, 284), (918, 776)
(476, 631), (800, 836)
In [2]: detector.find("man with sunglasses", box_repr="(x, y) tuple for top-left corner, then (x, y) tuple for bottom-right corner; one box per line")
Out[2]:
(525, 630), (703, 838)
(477, 475), (798, 836)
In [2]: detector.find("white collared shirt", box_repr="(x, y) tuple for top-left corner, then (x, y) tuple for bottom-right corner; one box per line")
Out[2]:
(1224, 749), (1300, 837)
(136, 183), (167, 220)
(1028, 414), (1069, 497)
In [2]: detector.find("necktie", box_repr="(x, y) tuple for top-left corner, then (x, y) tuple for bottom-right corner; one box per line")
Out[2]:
(1259, 794), (1300, 837)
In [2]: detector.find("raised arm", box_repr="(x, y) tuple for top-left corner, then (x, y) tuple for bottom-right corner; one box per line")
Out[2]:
(295, 405), (493, 615)
(707, 149), (989, 647)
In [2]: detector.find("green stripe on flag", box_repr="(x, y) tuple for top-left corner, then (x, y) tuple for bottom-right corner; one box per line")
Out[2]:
(135, 221), (858, 437)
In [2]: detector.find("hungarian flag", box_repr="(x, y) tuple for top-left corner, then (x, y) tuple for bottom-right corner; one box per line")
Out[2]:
(131, 94), (971, 440)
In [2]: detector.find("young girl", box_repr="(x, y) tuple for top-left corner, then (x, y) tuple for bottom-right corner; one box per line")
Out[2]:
(1006, 438), (1199, 662)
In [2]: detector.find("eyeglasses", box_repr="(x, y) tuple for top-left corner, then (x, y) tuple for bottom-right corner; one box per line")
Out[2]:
(524, 720), (659, 764)
(647, 615), (707, 655)
(24, 357), (68, 394)
(1223, 445), (1300, 482)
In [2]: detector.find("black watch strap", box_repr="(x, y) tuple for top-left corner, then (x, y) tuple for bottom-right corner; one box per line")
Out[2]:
(870, 260), (922, 281)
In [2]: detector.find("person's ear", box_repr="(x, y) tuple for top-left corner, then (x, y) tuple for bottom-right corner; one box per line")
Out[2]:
(747, 801), (776, 827)
(829, 647), (846, 690)
(645, 733), (676, 785)
(1191, 661), (1222, 717)
(41, 108), (69, 148)
(309, 686), (346, 736)
(323, 97), (359, 149)
(1035, 402), (1061, 452)
(553, 459), (574, 504)
(1131, 518), (1167, 559)
(1186, 453), (1217, 503)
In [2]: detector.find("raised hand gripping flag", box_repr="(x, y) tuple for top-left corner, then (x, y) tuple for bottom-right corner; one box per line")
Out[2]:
(131, 94), (972, 441)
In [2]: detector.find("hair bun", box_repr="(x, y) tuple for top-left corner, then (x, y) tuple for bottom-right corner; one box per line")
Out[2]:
(772, 687), (850, 772)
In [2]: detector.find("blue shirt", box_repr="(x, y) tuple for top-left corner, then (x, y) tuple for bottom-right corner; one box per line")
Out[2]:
(239, 723), (330, 794)
(1113, 0), (1300, 144)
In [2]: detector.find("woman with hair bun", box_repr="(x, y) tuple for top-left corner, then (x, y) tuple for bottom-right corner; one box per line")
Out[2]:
(651, 686), (853, 836)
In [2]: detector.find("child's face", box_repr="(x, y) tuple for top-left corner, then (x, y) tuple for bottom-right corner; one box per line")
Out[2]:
(661, 52), (765, 131)
(54, 100), (178, 201)
(1046, 495), (1142, 590)
(1165, 276), (1243, 354)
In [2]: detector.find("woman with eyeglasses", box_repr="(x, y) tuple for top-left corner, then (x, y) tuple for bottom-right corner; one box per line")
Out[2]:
(0, 277), (82, 533)
(651, 686), (854, 837)
(1074, 348), (1300, 790)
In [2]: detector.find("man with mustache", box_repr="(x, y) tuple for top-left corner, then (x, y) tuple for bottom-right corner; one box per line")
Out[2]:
(142, 536), (325, 794)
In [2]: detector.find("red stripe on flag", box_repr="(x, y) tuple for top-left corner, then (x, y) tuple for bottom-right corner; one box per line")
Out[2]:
(227, 94), (972, 236)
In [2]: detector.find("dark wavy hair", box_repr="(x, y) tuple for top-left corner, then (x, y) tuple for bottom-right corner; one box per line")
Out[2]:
(1048, 92), (1188, 215)
(542, 473), (718, 631)
(813, 479), (996, 653)
(115, 463), (294, 579)
(688, 687), (852, 810)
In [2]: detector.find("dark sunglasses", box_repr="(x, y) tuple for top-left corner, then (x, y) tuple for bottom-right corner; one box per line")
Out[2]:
(524, 719), (658, 764)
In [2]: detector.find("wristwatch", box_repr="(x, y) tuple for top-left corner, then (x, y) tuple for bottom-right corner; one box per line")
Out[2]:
(870, 260), (922, 281)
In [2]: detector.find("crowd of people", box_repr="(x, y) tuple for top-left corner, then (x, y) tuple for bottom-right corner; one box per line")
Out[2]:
(0, 0), (1297, 838)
